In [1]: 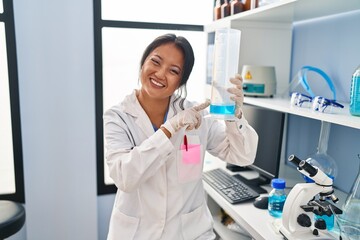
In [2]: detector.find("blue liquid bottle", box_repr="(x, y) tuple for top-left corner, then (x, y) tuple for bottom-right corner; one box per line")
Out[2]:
(268, 178), (287, 218)
(350, 65), (360, 116)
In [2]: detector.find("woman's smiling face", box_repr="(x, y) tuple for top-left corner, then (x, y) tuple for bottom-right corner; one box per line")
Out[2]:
(139, 43), (184, 101)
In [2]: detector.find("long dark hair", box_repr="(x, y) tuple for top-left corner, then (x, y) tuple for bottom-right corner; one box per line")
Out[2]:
(140, 34), (195, 111)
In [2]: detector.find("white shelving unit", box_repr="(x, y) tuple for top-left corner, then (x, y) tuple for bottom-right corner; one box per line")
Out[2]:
(209, 0), (360, 24)
(244, 97), (360, 129)
(204, 1), (360, 239)
(205, 0), (360, 130)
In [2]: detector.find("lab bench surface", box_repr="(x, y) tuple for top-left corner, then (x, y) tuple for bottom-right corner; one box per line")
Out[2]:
(202, 153), (347, 240)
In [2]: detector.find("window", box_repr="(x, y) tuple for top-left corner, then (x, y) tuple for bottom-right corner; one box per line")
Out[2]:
(0, 0), (25, 203)
(95, 0), (213, 194)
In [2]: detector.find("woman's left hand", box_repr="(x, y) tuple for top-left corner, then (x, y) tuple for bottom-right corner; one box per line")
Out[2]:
(227, 74), (244, 119)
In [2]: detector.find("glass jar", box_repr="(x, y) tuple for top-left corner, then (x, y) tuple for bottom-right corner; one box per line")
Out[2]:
(221, 0), (230, 18)
(243, 0), (259, 11)
(230, 0), (243, 15)
(214, 0), (222, 20)
(268, 178), (286, 218)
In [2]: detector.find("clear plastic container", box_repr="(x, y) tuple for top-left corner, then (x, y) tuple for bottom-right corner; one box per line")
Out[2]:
(268, 178), (286, 218)
(350, 65), (360, 116)
(209, 28), (241, 119)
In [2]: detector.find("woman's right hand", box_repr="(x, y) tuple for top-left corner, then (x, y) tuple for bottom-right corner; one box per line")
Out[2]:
(161, 99), (210, 137)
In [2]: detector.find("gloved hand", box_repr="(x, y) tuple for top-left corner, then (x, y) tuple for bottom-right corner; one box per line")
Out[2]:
(227, 74), (244, 119)
(161, 99), (210, 136)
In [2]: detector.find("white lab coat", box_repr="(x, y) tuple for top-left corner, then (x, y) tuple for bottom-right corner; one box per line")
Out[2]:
(103, 90), (258, 240)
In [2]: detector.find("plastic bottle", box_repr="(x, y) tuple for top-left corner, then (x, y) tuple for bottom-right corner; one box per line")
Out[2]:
(268, 178), (287, 218)
(350, 65), (360, 116)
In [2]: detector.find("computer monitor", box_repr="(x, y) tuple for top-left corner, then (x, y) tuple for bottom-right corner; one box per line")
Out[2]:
(227, 104), (285, 191)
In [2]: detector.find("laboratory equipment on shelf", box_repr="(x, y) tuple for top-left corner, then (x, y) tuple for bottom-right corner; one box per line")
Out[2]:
(305, 121), (338, 180)
(279, 155), (342, 240)
(214, 0), (222, 20)
(337, 156), (360, 240)
(209, 28), (241, 119)
(281, 66), (336, 100)
(230, 0), (243, 15)
(304, 121), (338, 230)
(350, 65), (360, 116)
(221, 0), (231, 18)
(241, 65), (276, 97)
(243, 0), (259, 11)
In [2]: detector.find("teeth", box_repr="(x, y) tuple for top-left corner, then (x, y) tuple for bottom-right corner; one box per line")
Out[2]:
(151, 78), (165, 87)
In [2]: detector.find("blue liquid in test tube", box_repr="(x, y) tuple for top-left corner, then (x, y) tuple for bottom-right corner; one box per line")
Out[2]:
(210, 104), (235, 115)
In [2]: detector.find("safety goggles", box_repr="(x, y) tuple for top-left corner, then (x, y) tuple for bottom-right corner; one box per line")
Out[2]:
(290, 92), (344, 113)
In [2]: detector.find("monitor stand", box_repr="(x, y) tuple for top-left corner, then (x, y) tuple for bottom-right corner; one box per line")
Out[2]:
(233, 174), (268, 194)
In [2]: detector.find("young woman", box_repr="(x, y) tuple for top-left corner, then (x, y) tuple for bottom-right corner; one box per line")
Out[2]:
(103, 33), (258, 240)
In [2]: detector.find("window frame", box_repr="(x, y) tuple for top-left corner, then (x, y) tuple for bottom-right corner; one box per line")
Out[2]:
(0, 0), (25, 203)
(94, 0), (204, 195)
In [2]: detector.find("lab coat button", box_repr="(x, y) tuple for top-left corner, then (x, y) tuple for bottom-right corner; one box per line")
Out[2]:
(239, 125), (243, 129)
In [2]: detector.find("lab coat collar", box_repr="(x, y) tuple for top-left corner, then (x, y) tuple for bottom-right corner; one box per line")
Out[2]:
(120, 90), (178, 137)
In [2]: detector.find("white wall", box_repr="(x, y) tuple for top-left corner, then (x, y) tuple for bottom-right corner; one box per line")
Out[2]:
(11, 0), (98, 239)
(286, 10), (360, 193)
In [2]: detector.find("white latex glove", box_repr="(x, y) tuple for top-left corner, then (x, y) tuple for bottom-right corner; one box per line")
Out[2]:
(161, 99), (210, 136)
(227, 74), (244, 119)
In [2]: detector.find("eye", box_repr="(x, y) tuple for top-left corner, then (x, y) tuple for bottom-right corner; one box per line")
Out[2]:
(150, 57), (160, 65)
(170, 68), (181, 75)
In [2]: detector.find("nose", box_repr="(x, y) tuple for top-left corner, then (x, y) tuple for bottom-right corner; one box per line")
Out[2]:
(155, 66), (166, 80)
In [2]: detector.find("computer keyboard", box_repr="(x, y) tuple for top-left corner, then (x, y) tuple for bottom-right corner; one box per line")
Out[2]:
(203, 168), (260, 204)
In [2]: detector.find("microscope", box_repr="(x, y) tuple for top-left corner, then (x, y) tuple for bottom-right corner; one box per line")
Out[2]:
(279, 155), (342, 240)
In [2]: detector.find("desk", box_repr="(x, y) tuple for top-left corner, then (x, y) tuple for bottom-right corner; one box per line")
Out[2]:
(203, 153), (347, 240)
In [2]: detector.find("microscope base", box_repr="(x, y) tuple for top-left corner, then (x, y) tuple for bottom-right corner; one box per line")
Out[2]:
(279, 226), (336, 240)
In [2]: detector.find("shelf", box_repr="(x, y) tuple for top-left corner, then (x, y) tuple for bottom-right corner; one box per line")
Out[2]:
(208, 0), (360, 26)
(244, 97), (360, 129)
(213, 214), (252, 240)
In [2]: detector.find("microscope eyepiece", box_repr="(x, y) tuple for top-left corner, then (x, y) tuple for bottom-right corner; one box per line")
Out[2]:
(299, 160), (318, 177)
(288, 154), (302, 166)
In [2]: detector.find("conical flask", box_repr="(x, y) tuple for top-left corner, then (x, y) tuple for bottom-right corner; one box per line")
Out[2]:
(306, 121), (338, 179)
(337, 157), (360, 240)
(304, 121), (338, 230)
